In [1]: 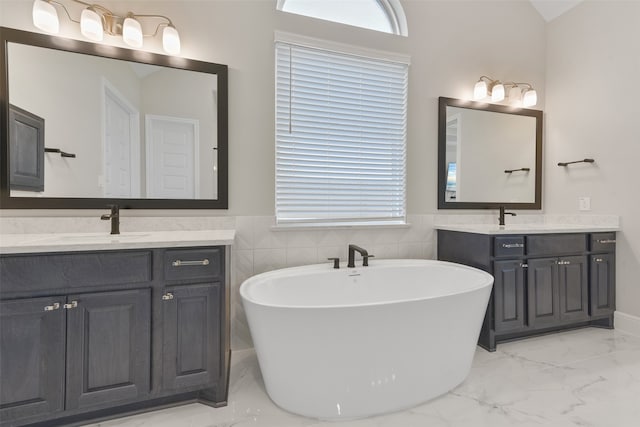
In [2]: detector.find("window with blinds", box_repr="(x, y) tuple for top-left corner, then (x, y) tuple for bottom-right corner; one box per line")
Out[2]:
(275, 41), (408, 226)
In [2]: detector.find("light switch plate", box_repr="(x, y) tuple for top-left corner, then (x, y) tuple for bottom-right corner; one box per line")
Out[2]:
(579, 196), (591, 211)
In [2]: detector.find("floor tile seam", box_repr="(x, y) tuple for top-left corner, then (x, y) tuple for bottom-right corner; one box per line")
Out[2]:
(536, 348), (639, 372)
(447, 390), (553, 424)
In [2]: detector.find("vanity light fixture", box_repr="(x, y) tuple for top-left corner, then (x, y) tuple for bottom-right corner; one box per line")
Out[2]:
(472, 76), (537, 107)
(31, 0), (181, 54)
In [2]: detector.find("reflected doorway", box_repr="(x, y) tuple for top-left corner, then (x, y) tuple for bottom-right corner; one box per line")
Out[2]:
(145, 115), (199, 199)
(102, 79), (141, 198)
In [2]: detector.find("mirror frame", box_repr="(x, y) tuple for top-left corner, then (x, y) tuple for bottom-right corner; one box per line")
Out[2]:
(437, 96), (543, 210)
(0, 27), (228, 209)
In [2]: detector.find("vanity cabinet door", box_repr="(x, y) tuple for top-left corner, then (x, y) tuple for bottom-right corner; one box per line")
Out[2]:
(65, 289), (151, 411)
(558, 256), (589, 322)
(590, 253), (615, 317)
(161, 283), (222, 392)
(0, 297), (66, 422)
(493, 260), (526, 333)
(527, 257), (560, 328)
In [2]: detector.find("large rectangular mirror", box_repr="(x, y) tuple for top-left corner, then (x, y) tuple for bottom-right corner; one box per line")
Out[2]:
(0, 27), (228, 209)
(437, 97), (542, 210)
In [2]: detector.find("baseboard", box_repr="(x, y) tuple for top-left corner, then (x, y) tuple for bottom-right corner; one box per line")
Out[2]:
(614, 311), (640, 337)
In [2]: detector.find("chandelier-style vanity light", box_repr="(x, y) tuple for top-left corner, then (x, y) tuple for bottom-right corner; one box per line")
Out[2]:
(32, 0), (181, 54)
(473, 75), (537, 107)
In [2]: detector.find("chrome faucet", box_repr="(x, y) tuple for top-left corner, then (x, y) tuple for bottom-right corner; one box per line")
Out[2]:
(100, 204), (120, 235)
(498, 206), (516, 226)
(347, 244), (374, 268)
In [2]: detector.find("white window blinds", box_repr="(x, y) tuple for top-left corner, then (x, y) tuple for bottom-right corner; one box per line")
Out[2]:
(275, 41), (408, 226)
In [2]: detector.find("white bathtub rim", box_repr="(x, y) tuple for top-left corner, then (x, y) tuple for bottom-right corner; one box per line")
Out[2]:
(240, 258), (494, 310)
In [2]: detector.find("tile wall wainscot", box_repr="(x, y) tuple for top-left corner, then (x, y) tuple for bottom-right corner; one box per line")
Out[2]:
(433, 213), (620, 228)
(0, 214), (436, 350)
(1, 213), (618, 349)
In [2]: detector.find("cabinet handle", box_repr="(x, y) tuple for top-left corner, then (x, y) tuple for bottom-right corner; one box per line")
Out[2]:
(594, 258), (604, 262)
(502, 243), (524, 248)
(520, 263), (528, 268)
(162, 292), (174, 301)
(63, 301), (78, 309)
(597, 239), (616, 244)
(44, 302), (61, 311)
(557, 260), (571, 265)
(172, 259), (210, 267)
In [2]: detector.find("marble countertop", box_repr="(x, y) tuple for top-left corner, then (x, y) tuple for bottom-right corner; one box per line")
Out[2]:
(0, 230), (235, 254)
(434, 223), (620, 235)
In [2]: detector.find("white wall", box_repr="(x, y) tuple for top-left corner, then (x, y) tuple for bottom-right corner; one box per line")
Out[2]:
(455, 108), (537, 202)
(544, 1), (640, 321)
(0, 0), (547, 216)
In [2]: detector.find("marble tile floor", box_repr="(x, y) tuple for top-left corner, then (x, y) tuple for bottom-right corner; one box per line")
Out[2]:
(86, 328), (640, 427)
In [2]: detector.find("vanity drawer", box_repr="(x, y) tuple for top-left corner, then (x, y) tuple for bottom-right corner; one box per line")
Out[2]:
(0, 251), (152, 294)
(526, 234), (587, 256)
(494, 237), (525, 258)
(591, 233), (616, 252)
(163, 247), (223, 282)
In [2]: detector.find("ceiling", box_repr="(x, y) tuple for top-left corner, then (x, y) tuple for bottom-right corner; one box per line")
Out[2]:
(529, 0), (583, 22)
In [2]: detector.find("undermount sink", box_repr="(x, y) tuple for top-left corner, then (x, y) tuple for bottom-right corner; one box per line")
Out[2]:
(35, 232), (151, 243)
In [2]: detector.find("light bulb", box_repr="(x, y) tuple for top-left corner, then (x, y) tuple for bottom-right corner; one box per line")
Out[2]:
(80, 8), (103, 41)
(522, 89), (537, 107)
(122, 16), (143, 48)
(473, 80), (487, 100)
(491, 83), (505, 102)
(163, 25), (181, 55)
(32, 0), (59, 34)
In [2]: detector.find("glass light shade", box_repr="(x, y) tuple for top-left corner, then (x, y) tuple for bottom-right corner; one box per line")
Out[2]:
(491, 83), (505, 102)
(162, 25), (181, 55)
(122, 16), (143, 48)
(32, 0), (59, 34)
(508, 86), (522, 104)
(80, 8), (103, 41)
(473, 80), (487, 100)
(522, 89), (538, 107)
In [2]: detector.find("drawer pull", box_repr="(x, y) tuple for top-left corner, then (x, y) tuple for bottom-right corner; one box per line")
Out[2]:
(63, 301), (78, 309)
(172, 259), (210, 267)
(520, 263), (528, 268)
(594, 258), (604, 263)
(502, 243), (524, 249)
(162, 292), (174, 301)
(557, 260), (571, 265)
(596, 239), (616, 244)
(44, 302), (61, 311)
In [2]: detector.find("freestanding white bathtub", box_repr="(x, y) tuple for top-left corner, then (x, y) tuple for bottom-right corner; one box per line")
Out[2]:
(240, 259), (493, 420)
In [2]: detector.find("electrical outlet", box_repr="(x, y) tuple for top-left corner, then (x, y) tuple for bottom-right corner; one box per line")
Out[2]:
(579, 196), (591, 211)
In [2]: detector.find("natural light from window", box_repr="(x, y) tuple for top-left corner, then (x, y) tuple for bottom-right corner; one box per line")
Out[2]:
(278, 0), (407, 36)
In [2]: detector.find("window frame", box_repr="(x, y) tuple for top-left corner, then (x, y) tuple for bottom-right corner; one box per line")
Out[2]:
(276, 0), (408, 37)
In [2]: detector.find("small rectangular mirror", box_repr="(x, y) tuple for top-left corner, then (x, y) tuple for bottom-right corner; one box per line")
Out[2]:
(437, 97), (542, 210)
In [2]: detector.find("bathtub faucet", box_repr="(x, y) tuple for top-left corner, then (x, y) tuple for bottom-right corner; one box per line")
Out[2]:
(348, 244), (374, 268)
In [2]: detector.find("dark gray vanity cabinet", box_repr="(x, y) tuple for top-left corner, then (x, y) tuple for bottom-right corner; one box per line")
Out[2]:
(493, 260), (526, 333)
(527, 255), (589, 327)
(65, 289), (151, 411)
(590, 233), (616, 317)
(0, 297), (66, 422)
(438, 230), (615, 351)
(162, 283), (222, 392)
(0, 246), (228, 427)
